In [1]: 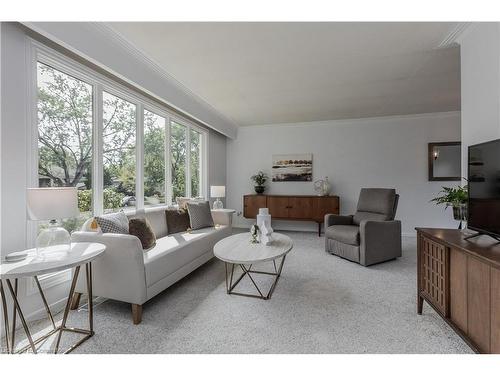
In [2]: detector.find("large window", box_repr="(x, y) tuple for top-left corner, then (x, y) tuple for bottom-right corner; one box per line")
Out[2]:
(33, 43), (208, 236)
(144, 110), (166, 206)
(102, 92), (137, 212)
(36, 62), (93, 233)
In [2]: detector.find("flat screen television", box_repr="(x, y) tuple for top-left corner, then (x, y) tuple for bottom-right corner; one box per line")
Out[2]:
(467, 138), (500, 239)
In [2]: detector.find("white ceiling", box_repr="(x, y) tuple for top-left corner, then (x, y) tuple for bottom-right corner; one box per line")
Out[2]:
(108, 22), (461, 126)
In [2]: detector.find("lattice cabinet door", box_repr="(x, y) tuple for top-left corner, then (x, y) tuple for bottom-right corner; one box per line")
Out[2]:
(420, 236), (449, 315)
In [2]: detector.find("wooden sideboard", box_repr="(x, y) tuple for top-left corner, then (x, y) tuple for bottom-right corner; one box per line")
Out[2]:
(243, 194), (339, 236)
(416, 228), (500, 353)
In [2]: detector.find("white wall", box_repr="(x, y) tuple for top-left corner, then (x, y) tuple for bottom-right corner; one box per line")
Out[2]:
(0, 22), (228, 321)
(227, 112), (461, 235)
(459, 23), (500, 176)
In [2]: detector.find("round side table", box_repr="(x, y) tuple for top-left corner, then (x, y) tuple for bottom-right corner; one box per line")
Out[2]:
(0, 242), (105, 354)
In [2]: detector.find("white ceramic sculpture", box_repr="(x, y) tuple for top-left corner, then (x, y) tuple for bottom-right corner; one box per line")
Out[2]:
(260, 220), (273, 245)
(256, 208), (273, 245)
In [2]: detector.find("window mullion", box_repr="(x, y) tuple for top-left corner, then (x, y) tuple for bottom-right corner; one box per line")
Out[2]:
(186, 125), (191, 198)
(136, 103), (144, 210)
(165, 116), (172, 205)
(93, 84), (104, 216)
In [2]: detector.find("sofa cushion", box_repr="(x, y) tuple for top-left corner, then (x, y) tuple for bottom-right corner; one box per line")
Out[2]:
(186, 201), (214, 229)
(165, 209), (190, 235)
(143, 226), (231, 287)
(95, 211), (129, 234)
(129, 217), (156, 250)
(325, 225), (360, 246)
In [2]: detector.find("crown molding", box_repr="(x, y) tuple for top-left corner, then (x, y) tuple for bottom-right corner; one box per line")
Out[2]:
(90, 23), (238, 128)
(438, 22), (473, 47)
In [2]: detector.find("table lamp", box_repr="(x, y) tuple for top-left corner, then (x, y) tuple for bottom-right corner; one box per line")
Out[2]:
(210, 186), (225, 210)
(27, 187), (79, 257)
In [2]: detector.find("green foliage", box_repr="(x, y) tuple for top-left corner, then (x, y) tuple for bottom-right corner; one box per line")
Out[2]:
(251, 171), (268, 186)
(103, 188), (125, 210)
(171, 122), (187, 199)
(430, 184), (468, 208)
(37, 63), (93, 187)
(144, 111), (166, 198)
(37, 62), (201, 212)
(78, 190), (92, 212)
(190, 129), (201, 197)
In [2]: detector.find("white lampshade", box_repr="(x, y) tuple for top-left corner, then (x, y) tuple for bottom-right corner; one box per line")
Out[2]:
(210, 185), (226, 198)
(27, 187), (79, 221)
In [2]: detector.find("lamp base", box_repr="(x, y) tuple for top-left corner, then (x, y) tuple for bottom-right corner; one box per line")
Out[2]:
(213, 198), (224, 210)
(36, 220), (71, 258)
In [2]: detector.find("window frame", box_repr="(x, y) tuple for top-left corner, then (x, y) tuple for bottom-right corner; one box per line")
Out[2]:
(27, 39), (209, 289)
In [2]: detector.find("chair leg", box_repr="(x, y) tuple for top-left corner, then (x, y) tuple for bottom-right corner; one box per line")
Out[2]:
(70, 292), (82, 310)
(131, 304), (142, 325)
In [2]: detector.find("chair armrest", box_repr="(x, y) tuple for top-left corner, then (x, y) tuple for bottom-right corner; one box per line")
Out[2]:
(71, 231), (147, 304)
(211, 210), (234, 226)
(359, 220), (402, 266)
(324, 214), (353, 227)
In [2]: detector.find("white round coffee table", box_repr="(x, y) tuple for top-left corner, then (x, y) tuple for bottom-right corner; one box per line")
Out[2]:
(0, 242), (105, 354)
(214, 232), (293, 300)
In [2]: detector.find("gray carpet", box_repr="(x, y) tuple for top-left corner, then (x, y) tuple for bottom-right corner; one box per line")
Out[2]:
(16, 231), (472, 354)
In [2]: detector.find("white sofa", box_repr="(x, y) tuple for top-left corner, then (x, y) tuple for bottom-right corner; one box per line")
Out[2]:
(70, 206), (233, 324)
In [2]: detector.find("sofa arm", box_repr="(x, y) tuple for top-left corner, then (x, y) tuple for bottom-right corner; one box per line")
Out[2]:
(71, 231), (147, 304)
(359, 220), (402, 266)
(324, 214), (353, 227)
(211, 209), (234, 227)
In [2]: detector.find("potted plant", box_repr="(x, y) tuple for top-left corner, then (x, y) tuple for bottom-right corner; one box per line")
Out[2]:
(251, 171), (268, 194)
(430, 183), (468, 228)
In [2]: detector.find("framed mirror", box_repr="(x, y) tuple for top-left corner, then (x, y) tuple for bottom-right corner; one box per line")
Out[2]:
(428, 142), (461, 181)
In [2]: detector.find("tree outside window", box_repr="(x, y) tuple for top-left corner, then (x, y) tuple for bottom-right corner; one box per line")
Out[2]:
(102, 91), (137, 212)
(37, 60), (206, 229)
(144, 110), (166, 206)
(190, 129), (202, 198)
(37, 62), (93, 233)
(170, 121), (187, 202)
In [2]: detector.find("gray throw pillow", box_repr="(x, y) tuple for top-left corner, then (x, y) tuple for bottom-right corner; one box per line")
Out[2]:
(95, 211), (129, 234)
(186, 201), (214, 230)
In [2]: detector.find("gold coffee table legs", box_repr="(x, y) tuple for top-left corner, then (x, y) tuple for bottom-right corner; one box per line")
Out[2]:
(224, 255), (287, 300)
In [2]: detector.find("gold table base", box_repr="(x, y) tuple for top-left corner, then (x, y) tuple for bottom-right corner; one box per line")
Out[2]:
(0, 262), (94, 354)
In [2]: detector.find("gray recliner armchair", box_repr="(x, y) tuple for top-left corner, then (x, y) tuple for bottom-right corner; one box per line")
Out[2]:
(325, 188), (401, 266)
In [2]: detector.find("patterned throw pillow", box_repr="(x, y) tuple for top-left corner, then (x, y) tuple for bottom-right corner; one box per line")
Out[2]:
(176, 196), (204, 210)
(186, 201), (214, 230)
(94, 211), (129, 234)
(129, 218), (156, 249)
(165, 209), (191, 235)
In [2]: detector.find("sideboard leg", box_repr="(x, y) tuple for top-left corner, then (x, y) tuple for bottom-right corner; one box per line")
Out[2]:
(417, 295), (423, 315)
(318, 222), (321, 237)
